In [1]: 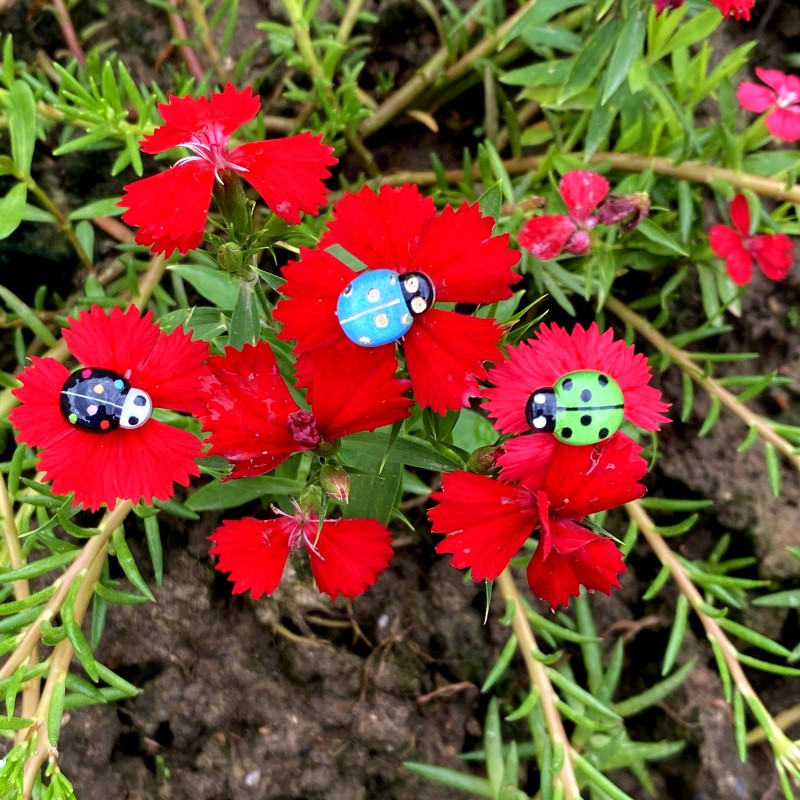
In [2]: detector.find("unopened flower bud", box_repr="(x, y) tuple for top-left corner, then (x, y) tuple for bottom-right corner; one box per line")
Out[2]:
(597, 192), (651, 233)
(217, 242), (244, 273)
(565, 230), (591, 256)
(320, 464), (351, 503)
(287, 410), (322, 448)
(467, 445), (502, 475)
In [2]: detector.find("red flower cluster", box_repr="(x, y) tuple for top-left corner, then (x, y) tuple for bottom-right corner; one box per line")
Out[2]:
(197, 339), (412, 478)
(653, 0), (684, 13)
(518, 171), (649, 260)
(273, 183), (521, 415)
(709, 195), (793, 285)
(10, 306), (208, 511)
(210, 501), (394, 601)
(430, 324), (669, 608)
(737, 68), (800, 142)
(118, 84), (337, 256)
(710, 0), (754, 20)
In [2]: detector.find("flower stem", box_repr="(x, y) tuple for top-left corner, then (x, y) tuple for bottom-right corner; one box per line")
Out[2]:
(604, 296), (800, 472)
(183, 0), (232, 86)
(495, 568), (581, 800)
(626, 500), (795, 765)
(381, 153), (800, 204)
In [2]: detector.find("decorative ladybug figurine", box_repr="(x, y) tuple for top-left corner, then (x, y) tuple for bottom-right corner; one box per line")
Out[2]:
(336, 269), (434, 347)
(526, 370), (624, 446)
(59, 368), (153, 433)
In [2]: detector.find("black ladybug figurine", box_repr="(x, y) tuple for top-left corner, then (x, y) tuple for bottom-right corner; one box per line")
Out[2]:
(59, 368), (153, 433)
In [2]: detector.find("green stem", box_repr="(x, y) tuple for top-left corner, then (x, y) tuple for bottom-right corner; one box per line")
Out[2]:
(495, 568), (581, 800)
(605, 297), (800, 472)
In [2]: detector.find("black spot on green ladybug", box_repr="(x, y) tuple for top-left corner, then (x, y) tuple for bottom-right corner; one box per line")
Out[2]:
(525, 370), (624, 446)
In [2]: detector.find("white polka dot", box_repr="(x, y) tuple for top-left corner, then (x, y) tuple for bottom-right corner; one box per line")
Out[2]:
(359, 335), (372, 344)
(367, 288), (380, 302)
(534, 393), (546, 404)
(533, 417), (547, 429)
(375, 313), (389, 328)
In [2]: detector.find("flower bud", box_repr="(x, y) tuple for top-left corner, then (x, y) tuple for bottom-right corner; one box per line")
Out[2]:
(597, 192), (651, 233)
(287, 409), (322, 448)
(320, 464), (351, 503)
(467, 445), (502, 475)
(565, 230), (591, 256)
(217, 242), (244, 274)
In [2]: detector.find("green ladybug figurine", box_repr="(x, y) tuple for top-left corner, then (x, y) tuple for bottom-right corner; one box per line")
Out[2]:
(526, 370), (624, 446)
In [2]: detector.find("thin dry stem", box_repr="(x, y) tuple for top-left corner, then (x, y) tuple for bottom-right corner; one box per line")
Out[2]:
(382, 153), (800, 204)
(605, 297), (800, 472)
(50, 0), (87, 66)
(164, 0), (206, 84)
(496, 568), (581, 800)
(184, 0), (232, 85)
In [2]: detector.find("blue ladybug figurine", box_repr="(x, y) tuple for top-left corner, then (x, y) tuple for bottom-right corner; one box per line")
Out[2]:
(337, 269), (434, 347)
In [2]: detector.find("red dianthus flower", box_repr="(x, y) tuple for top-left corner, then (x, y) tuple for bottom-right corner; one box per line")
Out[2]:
(429, 433), (647, 609)
(197, 339), (413, 479)
(518, 171), (609, 259)
(10, 306), (208, 511)
(210, 501), (394, 600)
(710, 0), (753, 21)
(273, 183), (521, 415)
(483, 323), (670, 484)
(709, 194), (793, 285)
(118, 84), (337, 256)
(737, 68), (800, 143)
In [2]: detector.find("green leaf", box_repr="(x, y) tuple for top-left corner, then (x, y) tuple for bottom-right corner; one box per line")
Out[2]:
(47, 675), (67, 746)
(68, 197), (125, 220)
(484, 697), (503, 794)
(753, 589), (800, 609)
(613, 658), (697, 717)
(8, 80), (36, 176)
(111, 527), (156, 603)
(187, 475), (306, 511)
(0, 183), (27, 240)
(662, 594), (689, 675)
(600, 8), (646, 105)
(169, 265), (240, 309)
(340, 431), (461, 472)
(403, 763), (493, 797)
(481, 635), (517, 693)
(736, 653), (800, 677)
(764, 441), (780, 497)
(634, 218), (688, 256)
(716, 617), (793, 659)
(228, 277), (261, 348)
(144, 514), (163, 586)
(0, 549), (79, 582)
(62, 578), (100, 682)
(655, 8), (720, 59)
(559, 20), (620, 102)
(546, 667), (621, 721)
(0, 715), (35, 730)
(0, 284), (57, 346)
(478, 181), (503, 220)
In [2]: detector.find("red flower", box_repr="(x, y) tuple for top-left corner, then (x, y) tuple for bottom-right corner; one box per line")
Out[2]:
(273, 184), (521, 414)
(118, 84), (337, 256)
(10, 306), (208, 511)
(710, 0), (753, 21)
(737, 68), (800, 142)
(209, 501), (394, 600)
(197, 339), (412, 479)
(518, 171), (609, 259)
(653, 0), (684, 13)
(709, 195), (793, 285)
(483, 322), (670, 483)
(429, 433), (647, 609)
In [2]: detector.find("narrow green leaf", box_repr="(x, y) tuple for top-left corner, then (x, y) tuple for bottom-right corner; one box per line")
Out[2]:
(0, 549), (78, 582)
(546, 667), (621, 720)
(635, 218), (688, 256)
(481, 635), (517, 693)
(736, 653), (800, 677)
(144, 514), (163, 586)
(0, 715), (35, 730)
(188, 475), (306, 511)
(47, 674), (67, 746)
(764, 441), (781, 497)
(484, 697), (503, 793)
(559, 20), (619, 101)
(62, 576), (100, 682)
(7, 442), (27, 498)
(9, 80), (36, 176)
(94, 662), (139, 697)
(662, 594), (689, 675)
(613, 658), (697, 717)
(657, 8), (720, 58)
(0, 183), (27, 240)
(169, 264), (240, 309)
(753, 589), (800, 609)
(111, 527), (156, 602)
(716, 617), (792, 658)
(228, 277), (260, 348)
(600, 8), (646, 105)
(68, 197), (125, 220)
(698, 396), (721, 437)
(733, 690), (747, 763)
(0, 284), (56, 346)
(709, 637), (732, 703)
(403, 763), (492, 796)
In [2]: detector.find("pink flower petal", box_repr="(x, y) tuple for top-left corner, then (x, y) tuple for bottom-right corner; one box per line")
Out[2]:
(518, 215), (576, 259)
(765, 107), (800, 142)
(736, 80), (777, 114)
(558, 170), (609, 222)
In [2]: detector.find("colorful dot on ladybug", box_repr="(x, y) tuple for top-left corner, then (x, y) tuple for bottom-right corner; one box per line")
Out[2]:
(336, 269), (434, 347)
(525, 370), (624, 446)
(59, 367), (153, 433)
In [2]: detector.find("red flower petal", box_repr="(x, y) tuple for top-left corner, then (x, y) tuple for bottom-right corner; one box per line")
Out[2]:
(142, 84), (261, 154)
(118, 162), (215, 256)
(274, 248), (354, 354)
(231, 132), (337, 224)
(526, 518), (625, 610)
(430, 471), (537, 581)
(198, 342), (304, 479)
(403, 201), (521, 303)
(559, 171), (609, 223)
(710, 0), (752, 19)
(10, 357), (72, 449)
(495, 435), (556, 488)
(35, 419), (201, 511)
(321, 184), (437, 274)
(709, 224), (753, 284)
(209, 517), (292, 599)
(756, 68), (800, 97)
(765, 107), (800, 142)
(729, 194), (751, 236)
(518, 215), (576, 259)
(736, 80), (777, 113)
(484, 322), (670, 434)
(543, 433), (647, 518)
(402, 310), (503, 414)
(750, 233), (793, 281)
(299, 342), (412, 439)
(307, 518), (394, 600)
